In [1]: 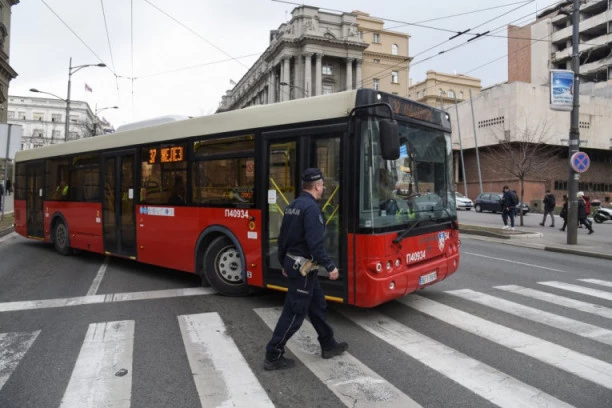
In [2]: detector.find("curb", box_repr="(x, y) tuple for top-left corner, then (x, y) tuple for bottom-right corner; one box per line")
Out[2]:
(0, 226), (14, 238)
(543, 245), (612, 261)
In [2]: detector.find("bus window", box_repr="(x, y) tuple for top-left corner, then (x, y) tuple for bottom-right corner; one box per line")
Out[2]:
(69, 154), (100, 202)
(46, 158), (70, 200)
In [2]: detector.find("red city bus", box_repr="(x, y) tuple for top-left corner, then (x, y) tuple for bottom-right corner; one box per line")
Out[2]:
(13, 89), (459, 307)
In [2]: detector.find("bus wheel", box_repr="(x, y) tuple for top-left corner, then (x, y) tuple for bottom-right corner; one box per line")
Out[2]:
(203, 236), (248, 296)
(53, 221), (72, 256)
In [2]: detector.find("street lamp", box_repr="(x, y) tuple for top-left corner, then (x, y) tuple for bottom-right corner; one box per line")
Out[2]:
(30, 88), (66, 143)
(280, 81), (309, 98)
(65, 57), (106, 140)
(93, 105), (118, 136)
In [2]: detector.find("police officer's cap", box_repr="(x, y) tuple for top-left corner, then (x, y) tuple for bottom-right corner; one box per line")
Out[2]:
(302, 168), (324, 182)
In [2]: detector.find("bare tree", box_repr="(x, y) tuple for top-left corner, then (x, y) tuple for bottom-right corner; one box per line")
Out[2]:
(484, 118), (562, 226)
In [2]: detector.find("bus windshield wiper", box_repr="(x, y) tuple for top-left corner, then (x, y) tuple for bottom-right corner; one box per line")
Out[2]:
(393, 215), (433, 244)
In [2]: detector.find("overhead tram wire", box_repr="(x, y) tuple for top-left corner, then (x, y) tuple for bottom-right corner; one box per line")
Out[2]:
(143, 0), (249, 69)
(99, 0), (120, 97)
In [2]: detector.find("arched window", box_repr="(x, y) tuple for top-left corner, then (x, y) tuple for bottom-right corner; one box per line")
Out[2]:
(438, 88), (444, 96)
(448, 90), (456, 99)
(391, 44), (399, 55)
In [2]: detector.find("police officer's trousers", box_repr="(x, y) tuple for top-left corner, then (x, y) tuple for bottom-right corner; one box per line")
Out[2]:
(265, 259), (336, 360)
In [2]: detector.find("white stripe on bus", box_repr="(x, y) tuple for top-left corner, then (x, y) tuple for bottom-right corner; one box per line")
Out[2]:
(538, 281), (612, 301)
(0, 287), (214, 313)
(178, 313), (274, 408)
(0, 330), (40, 391)
(398, 295), (612, 390)
(446, 289), (612, 346)
(255, 307), (421, 408)
(60, 320), (134, 408)
(495, 285), (612, 320)
(339, 308), (573, 408)
(578, 279), (612, 289)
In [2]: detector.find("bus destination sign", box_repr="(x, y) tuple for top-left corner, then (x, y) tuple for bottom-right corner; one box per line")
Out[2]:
(148, 146), (185, 164)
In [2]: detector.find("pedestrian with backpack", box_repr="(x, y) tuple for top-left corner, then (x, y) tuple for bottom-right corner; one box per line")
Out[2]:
(500, 185), (516, 230)
(540, 190), (556, 227)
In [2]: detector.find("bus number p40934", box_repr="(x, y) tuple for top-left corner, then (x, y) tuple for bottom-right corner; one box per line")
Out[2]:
(225, 209), (249, 219)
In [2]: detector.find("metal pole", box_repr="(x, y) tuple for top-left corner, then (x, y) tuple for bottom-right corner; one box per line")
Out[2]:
(65, 57), (72, 141)
(469, 89), (483, 194)
(1, 124), (11, 220)
(566, 0), (581, 245)
(454, 94), (468, 196)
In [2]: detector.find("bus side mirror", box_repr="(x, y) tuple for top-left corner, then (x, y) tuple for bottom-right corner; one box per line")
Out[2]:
(380, 119), (399, 160)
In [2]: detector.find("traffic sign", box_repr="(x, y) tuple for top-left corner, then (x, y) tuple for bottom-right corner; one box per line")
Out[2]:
(570, 151), (590, 173)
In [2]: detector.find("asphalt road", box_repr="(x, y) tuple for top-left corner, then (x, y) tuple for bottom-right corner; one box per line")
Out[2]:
(0, 232), (611, 408)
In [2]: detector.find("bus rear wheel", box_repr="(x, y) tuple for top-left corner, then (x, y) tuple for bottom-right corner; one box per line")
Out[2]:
(203, 236), (248, 296)
(53, 221), (72, 256)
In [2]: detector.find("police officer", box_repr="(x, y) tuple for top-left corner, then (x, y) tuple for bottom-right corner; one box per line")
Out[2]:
(264, 168), (348, 370)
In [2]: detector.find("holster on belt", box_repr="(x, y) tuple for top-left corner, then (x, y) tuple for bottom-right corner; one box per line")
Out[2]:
(287, 254), (319, 276)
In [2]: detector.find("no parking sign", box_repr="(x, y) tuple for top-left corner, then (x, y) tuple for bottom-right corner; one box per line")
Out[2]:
(570, 151), (590, 173)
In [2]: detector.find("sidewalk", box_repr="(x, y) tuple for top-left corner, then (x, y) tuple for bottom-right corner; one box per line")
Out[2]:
(458, 209), (612, 261)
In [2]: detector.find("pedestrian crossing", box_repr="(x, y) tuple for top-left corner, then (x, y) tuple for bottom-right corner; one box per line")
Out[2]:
(2, 278), (612, 407)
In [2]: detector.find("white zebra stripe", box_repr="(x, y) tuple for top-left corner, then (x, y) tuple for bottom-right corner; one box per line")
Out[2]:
(446, 289), (612, 346)
(255, 307), (421, 408)
(398, 295), (612, 390)
(60, 320), (134, 408)
(539, 281), (612, 301)
(0, 330), (40, 391)
(339, 308), (574, 408)
(178, 313), (274, 408)
(578, 279), (612, 289)
(495, 285), (612, 320)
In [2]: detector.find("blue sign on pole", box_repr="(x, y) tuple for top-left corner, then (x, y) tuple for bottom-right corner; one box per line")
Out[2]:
(570, 151), (590, 173)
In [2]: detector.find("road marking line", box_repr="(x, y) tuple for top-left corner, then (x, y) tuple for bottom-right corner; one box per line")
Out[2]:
(446, 289), (612, 346)
(255, 307), (421, 408)
(178, 313), (273, 408)
(578, 279), (612, 289)
(539, 281), (612, 301)
(339, 307), (574, 408)
(86, 257), (109, 296)
(495, 285), (612, 320)
(60, 320), (134, 408)
(0, 330), (40, 391)
(0, 287), (215, 313)
(463, 252), (568, 272)
(398, 295), (612, 390)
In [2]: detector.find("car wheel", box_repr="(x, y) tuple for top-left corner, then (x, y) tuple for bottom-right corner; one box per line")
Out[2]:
(53, 220), (72, 256)
(475, 204), (482, 212)
(203, 236), (249, 296)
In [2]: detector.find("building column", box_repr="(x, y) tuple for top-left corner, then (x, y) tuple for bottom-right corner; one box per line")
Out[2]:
(281, 58), (291, 102)
(268, 68), (276, 104)
(304, 53), (312, 97)
(355, 59), (362, 89)
(346, 58), (354, 91)
(315, 53), (322, 96)
(294, 56), (303, 99)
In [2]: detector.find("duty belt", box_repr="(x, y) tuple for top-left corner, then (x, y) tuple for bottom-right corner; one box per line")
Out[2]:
(286, 253), (319, 276)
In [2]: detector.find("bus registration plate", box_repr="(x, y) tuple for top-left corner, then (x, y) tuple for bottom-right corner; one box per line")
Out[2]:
(419, 271), (437, 285)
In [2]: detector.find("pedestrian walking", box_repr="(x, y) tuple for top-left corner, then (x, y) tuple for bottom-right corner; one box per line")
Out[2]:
(577, 191), (594, 234)
(540, 190), (556, 227)
(264, 168), (348, 370)
(500, 185), (516, 230)
(0, 182), (4, 211)
(559, 195), (568, 231)
(5, 179), (11, 196)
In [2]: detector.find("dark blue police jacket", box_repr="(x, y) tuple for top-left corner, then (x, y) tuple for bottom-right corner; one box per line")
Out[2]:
(277, 191), (336, 272)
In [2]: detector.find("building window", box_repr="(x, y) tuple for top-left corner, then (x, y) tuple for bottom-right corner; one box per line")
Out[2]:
(70, 115), (78, 123)
(373, 78), (380, 90)
(448, 90), (456, 98)
(439, 89), (444, 96)
(373, 58), (380, 64)
(33, 112), (44, 121)
(373, 33), (380, 43)
(417, 91), (420, 98)
(322, 65), (333, 75)
(391, 71), (399, 84)
(7, 111), (14, 119)
(322, 84), (333, 95)
(33, 128), (44, 137)
(423, 89), (427, 96)
(358, 31), (363, 39)
(52, 113), (62, 122)
(52, 130), (61, 139)
(460, 91), (464, 98)
(18, 111), (26, 120)
(392, 44), (399, 55)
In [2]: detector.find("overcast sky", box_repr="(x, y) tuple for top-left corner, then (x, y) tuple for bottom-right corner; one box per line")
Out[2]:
(9, 0), (561, 127)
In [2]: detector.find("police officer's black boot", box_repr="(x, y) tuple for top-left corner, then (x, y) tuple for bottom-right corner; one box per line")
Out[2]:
(264, 352), (295, 371)
(321, 342), (348, 359)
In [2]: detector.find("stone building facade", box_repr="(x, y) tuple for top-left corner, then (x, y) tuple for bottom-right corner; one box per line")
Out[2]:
(0, 0), (18, 123)
(218, 6), (411, 111)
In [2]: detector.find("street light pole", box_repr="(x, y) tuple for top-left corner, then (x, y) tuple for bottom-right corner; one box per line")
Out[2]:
(64, 57), (106, 141)
(93, 105), (118, 136)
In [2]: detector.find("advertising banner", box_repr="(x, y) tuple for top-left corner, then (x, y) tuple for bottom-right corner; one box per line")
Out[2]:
(550, 70), (574, 111)
(0, 124), (22, 159)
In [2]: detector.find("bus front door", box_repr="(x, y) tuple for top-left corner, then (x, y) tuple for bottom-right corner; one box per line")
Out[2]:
(24, 162), (44, 239)
(102, 152), (136, 258)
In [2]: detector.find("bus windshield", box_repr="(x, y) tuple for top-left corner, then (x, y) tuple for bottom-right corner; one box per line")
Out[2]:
(359, 117), (455, 229)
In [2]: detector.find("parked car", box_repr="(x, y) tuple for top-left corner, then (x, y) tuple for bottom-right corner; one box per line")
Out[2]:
(474, 192), (529, 215)
(455, 192), (473, 210)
